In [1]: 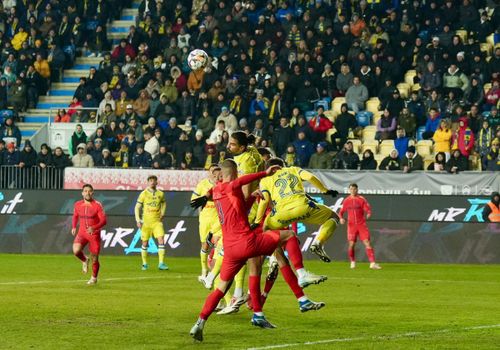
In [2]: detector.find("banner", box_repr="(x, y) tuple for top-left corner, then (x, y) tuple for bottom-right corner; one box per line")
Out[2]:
(0, 190), (493, 223)
(0, 214), (498, 264)
(63, 168), (500, 195)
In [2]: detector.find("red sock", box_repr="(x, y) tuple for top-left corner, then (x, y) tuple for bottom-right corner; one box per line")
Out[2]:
(200, 289), (224, 320)
(75, 251), (86, 262)
(280, 265), (304, 299)
(92, 261), (100, 278)
(291, 222), (298, 233)
(366, 248), (375, 263)
(263, 278), (275, 295)
(348, 247), (355, 262)
(284, 236), (304, 270)
(249, 275), (263, 313)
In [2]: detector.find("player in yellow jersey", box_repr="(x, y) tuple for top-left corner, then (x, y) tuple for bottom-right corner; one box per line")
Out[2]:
(191, 164), (222, 280)
(134, 175), (168, 270)
(256, 158), (340, 263)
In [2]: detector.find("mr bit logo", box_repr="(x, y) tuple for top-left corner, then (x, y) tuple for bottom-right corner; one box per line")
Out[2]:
(0, 192), (24, 214)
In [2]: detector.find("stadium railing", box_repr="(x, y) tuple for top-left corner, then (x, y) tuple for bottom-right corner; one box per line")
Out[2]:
(0, 166), (65, 190)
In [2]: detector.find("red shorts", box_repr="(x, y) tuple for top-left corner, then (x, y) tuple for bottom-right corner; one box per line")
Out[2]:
(347, 223), (370, 242)
(220, 230), (281, 281)
(74, 232), (101, 255)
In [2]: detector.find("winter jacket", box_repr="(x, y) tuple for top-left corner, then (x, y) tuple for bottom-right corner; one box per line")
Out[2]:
(394, 137), (409, 159)
(132, 151), (152, 168)
(401, 153), (424, 172)
(345, 83), (369, 109)
(309, 115), (333, 134)
(446, 154), (469, 173)
(308, 152), (331, 169)
(71, 153), (94, 168)
(333, 150), (360, 170)
(443, 67), (469, 91)
(425, 114), (442, 133)
(451, 118), (475, 157)
(433, 127), (452, 153)
(379, 154), (401, 170)
(293, 139), (315, 167)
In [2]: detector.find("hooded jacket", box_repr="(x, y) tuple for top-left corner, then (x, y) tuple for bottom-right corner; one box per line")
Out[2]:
(445, 150), (469, 173)
(433, 125), (452, 153)
(0, 117), (22, 147)
(443, 67), (469, 91)
(20, 140), (37, 167)
(379, 151), (401, 170)
(451, 117), (475, 157)
(482, 192), (500, 222)
(71, 143), (94, 168)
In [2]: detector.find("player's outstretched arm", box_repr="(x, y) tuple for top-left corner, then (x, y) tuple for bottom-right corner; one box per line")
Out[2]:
(299, 169), (338, 197)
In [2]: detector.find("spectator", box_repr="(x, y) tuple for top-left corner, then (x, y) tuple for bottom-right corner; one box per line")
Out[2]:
(52, 147), (71, 169)
(132, 143), (152, 168)
(407, 91), (426, 128)
(482, 192), (500, 222)
(382, 89), (405, 118)
(308, 142), (330, 169)
(55, 109), (71, 123)
(420, 62), (441, 94)
(273, 116), (294, 157)
(68, 124), (87, 157)
(451, 117), (475, 157)
(3, 142), (20, 166)
(98, 91), (116, 118)
(114, 141), (130, 168)
(423, 108), (442, 140)
(332, 103), (357, 151)
(394, 127), (410, 159)
(97, 148), (115, 167)
(163, 117), (182, 146)
(433, 119), (452, 157)
(71, 143), (94, 168)
(336, 63), (353, 96)
(8, 77), (26, 112)
(401, 146), (423, 173)
(376, 109), (397, 140)
(379, 149), (401, 171)
(19, 140), (37, 169)
(464, 76), (484, 108)
(482, 140), (500, 171)
(345, 76), (368, 112)
(282, 144), (299, 167)
(144, 130), (160, 158)
(484, 81), (499, 111)
(442, 63), (469, 98)
(360, 149), (377, 170)
(36, 144), (53, 168)
(333, 141), (360, 170)
(216, 106), (238, 133)
(293, 131), (315, 167)
(0, 116), (22, 147)
(446, 149), (469, 173)
(427, 152), (447, 171)
(397, 107), (416, 138)
(153, 145), (175, 169)
(308, 106), (333, 142)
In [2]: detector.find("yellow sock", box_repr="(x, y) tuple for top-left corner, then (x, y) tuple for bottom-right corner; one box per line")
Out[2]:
(200, 249), (209, 275)
(214, 275), (233, 305)
(158, 245), (165, 264)
(212, 255), (223, 277)
(316, 218), (337, 244)
(141, 245), (148, 265)
(234, 264), (247, 297)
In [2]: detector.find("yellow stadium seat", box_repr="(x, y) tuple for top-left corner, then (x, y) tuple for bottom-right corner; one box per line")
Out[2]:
(405, 71), (416, 86)
(326, 128), (336, 144)
(374, 154), (385, 169)
(486, 33), (495, 47)
(483, 83), (492, 94)
(396, 83), (410, 98)
(362, 126), (377, 141)
(417, 140), (433, 156)
(423, 156), (435, 170)
(379, 140), (395, 156)
(362, 140), (378, 154)
(324, 110), (336, 123)
(456, 30), (467, 42)
(349, 139), (362, 154)
(480, 43), (493, 56)
(372, 111), (383, 126)
(366, 99), (380, 114)
(411, 83), (421, 92)
(331, 97), (346, 116)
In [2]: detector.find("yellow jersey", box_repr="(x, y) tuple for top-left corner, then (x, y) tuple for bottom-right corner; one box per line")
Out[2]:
(259, 166), (307, 208)
(136, 189), (166, 223)
(192, 178), (217, 219)
(234, 146), (264, 176)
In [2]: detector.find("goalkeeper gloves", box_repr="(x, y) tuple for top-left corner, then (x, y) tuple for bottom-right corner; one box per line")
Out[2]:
(325, 190), (339, 198)
(190, 196), (208, 210)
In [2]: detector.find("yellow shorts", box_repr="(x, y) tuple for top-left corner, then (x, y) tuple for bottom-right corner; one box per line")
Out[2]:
(141, 221), (165, 241)
(265, 200), (333, 230)
(199, 216), (222, 243)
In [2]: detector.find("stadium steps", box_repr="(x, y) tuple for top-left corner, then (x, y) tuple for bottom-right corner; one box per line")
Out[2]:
(18, 0), (140, 145)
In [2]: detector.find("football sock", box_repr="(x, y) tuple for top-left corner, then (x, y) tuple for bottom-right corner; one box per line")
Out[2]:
(291, 222), (298, 233)
(75, 251), (86, 262)
(200, 288), (224, 320)
(260, 279), (275, 308)
(200, 249), (209, 275)
(280, 265), (304, 299)
(249, 275), (263, 313)
(366, 247), (375, 263)
(213, 275), (231, 304)
(234, 265), (246, 297)
(316, 218), (337, 244)
(284, 236), (304, 270)
(92, 260), (100, 278)
(158, 245), (165, 264)
(348, 247), (355, 262)
(211, 256), (223, 278)
(141, 245), (148, 265)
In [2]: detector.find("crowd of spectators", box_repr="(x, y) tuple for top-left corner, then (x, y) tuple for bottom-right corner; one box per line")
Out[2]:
(0, 0), (499, 176)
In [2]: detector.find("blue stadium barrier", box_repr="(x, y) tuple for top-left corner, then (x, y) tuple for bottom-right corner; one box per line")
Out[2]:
(50, 90), (74, 96)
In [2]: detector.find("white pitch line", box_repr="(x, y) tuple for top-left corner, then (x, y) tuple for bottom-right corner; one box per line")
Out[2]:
(247, 324), (500, 350)
(328, 276), (500, 285)
(0, 275), (171, 286)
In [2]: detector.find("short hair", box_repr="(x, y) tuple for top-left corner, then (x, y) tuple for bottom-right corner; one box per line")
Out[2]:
(82, 184), (94, 191)
(349, 183), (358, 188)
(209, 163), (221, 172)
(257, 147), (271, 157)
(221, 159), (237, 175)
(266, 157), (285, 168)
(147, 175), (158, 181)
(231, 131), (255, 148)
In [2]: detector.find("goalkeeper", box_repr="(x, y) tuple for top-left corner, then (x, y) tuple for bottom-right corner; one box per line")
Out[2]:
(255, 158), (340, 263)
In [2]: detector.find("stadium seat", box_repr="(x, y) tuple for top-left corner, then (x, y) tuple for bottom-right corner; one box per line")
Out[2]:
(423, 155), (435, 170)
(362, 126), (377, 141)
(379, 140), (395, 156)
(349, 139), (362, 154)
(305, 110), (316, 121)
(324, 110), (336, 123)
(374, 154), (385, 169)
(405, 70), (416, 86)
(315, 99), (330, 111)
(396, 83), (410, 98)
(411, 83), (421, 92)
(372, 111), (383, 126)
(362, 140), (379, 154)
(326, 128), (336, 144)
(366, 99), (380, 114)
(416, 140), (433, 156)
(356, 111), (373, 127)
(331, 97), (346, 116)
(483, 83), (492, 94)
(455, 30), (467, 42)
(486, 33), (495, 47)
(416, 126), (426, 141)
(480, 43), (492, 56)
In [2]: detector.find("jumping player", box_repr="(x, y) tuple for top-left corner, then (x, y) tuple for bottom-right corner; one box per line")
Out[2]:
(339, 183), (381, 270)
(135, 175), (168, 271)
(256, 158), (340, 263)
(72, 184), (107, 285)
(189, 160), (324, 342)
(192, 164), (222, 280)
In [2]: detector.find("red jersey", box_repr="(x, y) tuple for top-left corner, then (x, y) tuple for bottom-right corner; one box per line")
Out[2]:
(339, 195), (371, 225)
(72, 199), (107, 235)
(211, 171), (267, 251)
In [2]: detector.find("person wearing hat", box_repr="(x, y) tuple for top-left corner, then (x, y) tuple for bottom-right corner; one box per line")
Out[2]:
(216, 106), (238, 133)
(401, 145), (423, 173)
(132, 143), (152, 168)
(72, 143), (94, 168)
(381, 88), (405, 118)
(443, 63), (469, 99)
(3, 142), (20, 166)
(96, 148), (115, 167)
(19, 140), (37, 172)
(0, 116), (22, 148)
(333, 141), (360, 170)
(308, 141), (331, 169)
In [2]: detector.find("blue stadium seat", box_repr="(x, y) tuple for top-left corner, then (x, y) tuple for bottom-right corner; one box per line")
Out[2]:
(305, 110), (316, 121)
(314, 99), (330, 111)
(416, 126), (426, 141)
(355, 111), (373, 127)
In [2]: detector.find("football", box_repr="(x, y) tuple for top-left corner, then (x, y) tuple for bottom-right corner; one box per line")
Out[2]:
(187, 49), (209, 71)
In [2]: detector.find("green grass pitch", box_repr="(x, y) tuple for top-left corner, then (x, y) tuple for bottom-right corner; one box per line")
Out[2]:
(0, 255), (499, 349)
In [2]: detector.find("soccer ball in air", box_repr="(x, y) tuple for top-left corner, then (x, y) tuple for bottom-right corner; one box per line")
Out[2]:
(187, 49), (209, 71)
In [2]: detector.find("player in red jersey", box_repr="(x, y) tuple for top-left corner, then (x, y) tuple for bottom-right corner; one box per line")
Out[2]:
(339, 183), (381, 270)
(189, 160), (324, 342)
(72, 184), (107, 285)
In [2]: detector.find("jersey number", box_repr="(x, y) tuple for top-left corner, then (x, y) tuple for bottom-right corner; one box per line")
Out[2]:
(274, 174), (299, 198)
